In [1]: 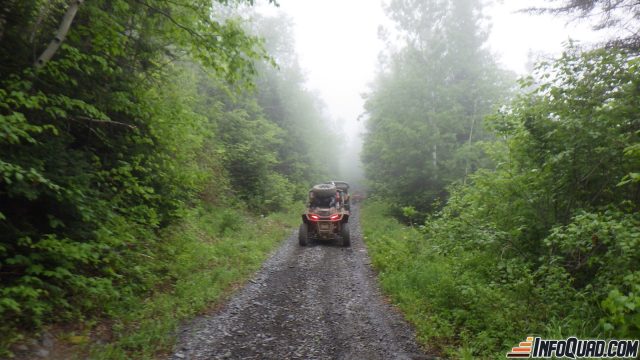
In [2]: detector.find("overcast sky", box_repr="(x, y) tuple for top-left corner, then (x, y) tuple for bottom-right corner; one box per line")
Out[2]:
(257, 0), (608, 149)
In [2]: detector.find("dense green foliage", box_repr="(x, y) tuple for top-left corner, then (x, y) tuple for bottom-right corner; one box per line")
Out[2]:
(88, 206), (298, 359)
(362, 46), (640, 358)
(362, 0), (513, 211)
(0, 0), (337, 355)
(361, 1), (639, 357)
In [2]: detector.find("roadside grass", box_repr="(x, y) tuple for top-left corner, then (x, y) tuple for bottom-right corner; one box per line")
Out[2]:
(80, 205), (299, 359)
(361, 201), (526, 359)
(360, 202), (446, 351)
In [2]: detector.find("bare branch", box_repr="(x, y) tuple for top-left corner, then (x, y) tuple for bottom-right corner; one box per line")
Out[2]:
(132, 0), (205, 41)
(34, 0), (84, 68)
(72, 116), (138, 129)
(523, 0), (640, 50)
(31, 1), (55, 64)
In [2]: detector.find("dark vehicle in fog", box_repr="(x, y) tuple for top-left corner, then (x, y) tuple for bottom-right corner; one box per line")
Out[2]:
(299, 183), (350, 247)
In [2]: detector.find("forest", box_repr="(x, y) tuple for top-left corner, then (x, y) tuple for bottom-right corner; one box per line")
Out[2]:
(0, 0), (342, 357)
(361, 0), (640, 358)
(1, 0), (639, 358)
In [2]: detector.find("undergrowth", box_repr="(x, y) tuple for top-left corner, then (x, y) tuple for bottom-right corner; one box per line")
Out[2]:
(10, 205), (298, 359)
(87, 205), (298, 359)
(361, 201), (640, 359)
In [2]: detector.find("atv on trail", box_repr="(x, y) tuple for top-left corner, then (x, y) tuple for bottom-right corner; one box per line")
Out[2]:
(299, 183), (351, 247)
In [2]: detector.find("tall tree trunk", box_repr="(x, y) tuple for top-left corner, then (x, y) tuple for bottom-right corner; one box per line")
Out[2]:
(464, 99), (478, 184)
(432, 143), (437, 168)
(34, 0), (83, 68)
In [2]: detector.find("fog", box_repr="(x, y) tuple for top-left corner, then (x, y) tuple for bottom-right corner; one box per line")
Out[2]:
(257, 0), (610, 186)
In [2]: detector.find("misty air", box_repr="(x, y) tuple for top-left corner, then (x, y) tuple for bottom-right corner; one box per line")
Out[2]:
(1, 0), (638, 359)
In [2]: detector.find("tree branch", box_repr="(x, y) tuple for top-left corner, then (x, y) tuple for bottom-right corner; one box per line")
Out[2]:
(34, 0), (84, 68)
(132, 0), (205, 41)
(72, 116), (137, 129)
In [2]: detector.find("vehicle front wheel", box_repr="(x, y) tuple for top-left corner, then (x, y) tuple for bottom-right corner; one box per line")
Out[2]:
(299, 223), (309, 246)
(341, 225), (350, 247)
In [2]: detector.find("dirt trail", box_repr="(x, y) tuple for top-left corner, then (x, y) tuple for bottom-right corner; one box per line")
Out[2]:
(171, 206), (432, 360)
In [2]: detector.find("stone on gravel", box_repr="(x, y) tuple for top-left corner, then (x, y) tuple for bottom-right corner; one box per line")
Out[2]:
(35, 348), (50, 358)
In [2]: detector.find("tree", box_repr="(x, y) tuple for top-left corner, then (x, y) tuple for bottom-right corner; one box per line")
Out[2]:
(429, 46), (640, 351)
(0, 0), (279, 349)
(529, 0), (640, 49)
(363, 45), (640, 357)
(362, 0), (513, 211)
(250, 13), (341, 189)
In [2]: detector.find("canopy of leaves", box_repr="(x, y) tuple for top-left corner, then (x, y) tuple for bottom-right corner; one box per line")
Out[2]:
(0, 1), (337, 353)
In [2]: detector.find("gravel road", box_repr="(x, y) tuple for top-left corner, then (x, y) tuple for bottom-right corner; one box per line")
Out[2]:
(170, 206), (432, 360)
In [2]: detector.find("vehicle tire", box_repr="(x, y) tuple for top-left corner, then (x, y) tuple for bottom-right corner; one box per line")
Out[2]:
(299, 223), (309, 246)
(311, 183), (337, 197)
(341, 225), (350, 247)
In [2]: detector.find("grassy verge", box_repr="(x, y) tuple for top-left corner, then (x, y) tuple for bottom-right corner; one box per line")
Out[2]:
(362, 200), (610, 359)
(361, 201), (515, 359)
(54, 205), (300, 359)
(360, 202), (444, 352)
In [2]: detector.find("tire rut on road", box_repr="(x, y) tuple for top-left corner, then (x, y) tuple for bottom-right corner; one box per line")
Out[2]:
(171, 206), (432, 360)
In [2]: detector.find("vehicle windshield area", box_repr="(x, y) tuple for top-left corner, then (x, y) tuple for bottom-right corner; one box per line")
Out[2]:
(309, 194), (335, 208)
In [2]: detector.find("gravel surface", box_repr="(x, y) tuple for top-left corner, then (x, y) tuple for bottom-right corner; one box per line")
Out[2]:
(170, 206), (433, 360)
